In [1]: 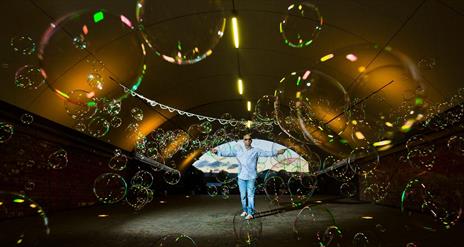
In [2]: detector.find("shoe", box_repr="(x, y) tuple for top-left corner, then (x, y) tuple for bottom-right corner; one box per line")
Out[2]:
(240, 211), (248, 217)
(245, 214), (254, 220)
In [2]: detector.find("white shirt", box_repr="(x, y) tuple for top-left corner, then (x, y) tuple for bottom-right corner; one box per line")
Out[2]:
(217, 145), (277, 180)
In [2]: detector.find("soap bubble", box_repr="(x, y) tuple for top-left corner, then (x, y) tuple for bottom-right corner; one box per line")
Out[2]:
(0, 122), (14, 143)
(10, 35), (36, 55)
(280, 2), (323, 48)
(93, 173), (127, 204)
(0, 191), (50, 245)
(38, 9), (146, 101)
(15, 65), (45, 89)
(136, 0), (226, 64)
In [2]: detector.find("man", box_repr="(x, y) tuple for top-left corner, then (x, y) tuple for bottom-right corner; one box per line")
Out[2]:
(211, 134), (285, 220)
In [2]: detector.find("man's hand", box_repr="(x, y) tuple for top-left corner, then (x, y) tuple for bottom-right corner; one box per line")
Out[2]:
(211, 148), (218, 154)
(277, 149), (286, 155)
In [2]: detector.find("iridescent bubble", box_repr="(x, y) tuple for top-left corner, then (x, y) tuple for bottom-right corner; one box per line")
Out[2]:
(87, 72), (104, 90)
(401, 175), (462, 230)
(131, 170), (154, 188)
(294, 206), (336, 242)
(287, 175), (312, 205)
(63, 89), (97, 120)
(0, 191), (50, 245)
(264, 176), (287, 206)
(130, 107), (144, 121)
(72, 34), (87, 49)
(87, 116), (110, 138)
(0, 122), (14, 143)
(200, 121), (213, 134)
(47, 148), (68, 169)
(108, 154), (128, 171)
(38, 9), (146, 101)
(233, 211), (262, 246)
(164, 169), (181, 185)
(154, 233), (197, 246)
(10, 36), (36, 55)
(255, 95), (276, 122)
(207, 185), (218, 197)
(352, 232), (369, 247)
(406, 243), (417, 247)
(216, 170), (234, 184)
(314, 44), (426, 150)
(110, 116), (122, 128)
(319, 225), (343, 246)
(407, 145), (435, 171)
(136, 0), (226, 64)
(150, 128), (165, 143)
(126, 184), (153, 210)
(275, 69), (350, 156)
(20, 113), (34, 125)
(15, 65), (45, 89)
(323, 155), (353, 181)
(280, 2), (323, 48)
(221, 185), (230, 199)
(340, 182), (357, 198)
(363, 181), (390, 203)
(161, 129), (190, 159)
(74, 121), (86, 132)
(348, 146), (379, 175)
(188, 124), (208, 141)
(104, 99), (122, 116)
(93, 173), (127, 204)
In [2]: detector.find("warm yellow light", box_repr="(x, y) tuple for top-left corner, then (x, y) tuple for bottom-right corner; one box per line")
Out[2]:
(97, 214), (109, 218)
(361, 216), (374, 220)
(238, 78), (243, 95)
(29, 204), (37, 209)
(320, 53), (334, 62)
(377, 144), (393, 151)
(232, 17), (239, 48)
(179, 149), (203, 172)
(385, 122), (393, 127)
(296, 91), (301, 99)
(246, 120), (252, 128)
(354, 131), (365, 140)
(401, 119), (416, 133)
(373, 140), (392, 147)
(247, 101), (252, 112)
(358, 66), (366, 73)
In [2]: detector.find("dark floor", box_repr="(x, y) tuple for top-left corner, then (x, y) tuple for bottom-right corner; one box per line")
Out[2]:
(1, 195), (463, 247)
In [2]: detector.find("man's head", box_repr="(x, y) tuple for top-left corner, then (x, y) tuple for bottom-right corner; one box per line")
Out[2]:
(243, 133), (252, 148)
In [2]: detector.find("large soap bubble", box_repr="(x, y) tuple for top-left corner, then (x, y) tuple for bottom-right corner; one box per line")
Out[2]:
(38, 9), (146, 104)
(275, 69), (351, 156)
(280, 2), (323, 48)
(0, 191), (50, 246)
(136, 0), (226, 64)
(313, 44), (428, 149)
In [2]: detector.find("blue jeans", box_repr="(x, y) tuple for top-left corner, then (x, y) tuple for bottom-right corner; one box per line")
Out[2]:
(238, 178), (256, 215)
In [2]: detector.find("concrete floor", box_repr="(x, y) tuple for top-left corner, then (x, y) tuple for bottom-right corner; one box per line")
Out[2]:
(1, 195), (463, 246)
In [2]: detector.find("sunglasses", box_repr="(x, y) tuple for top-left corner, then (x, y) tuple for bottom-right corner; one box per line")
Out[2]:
(243, 138), (252, 141)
